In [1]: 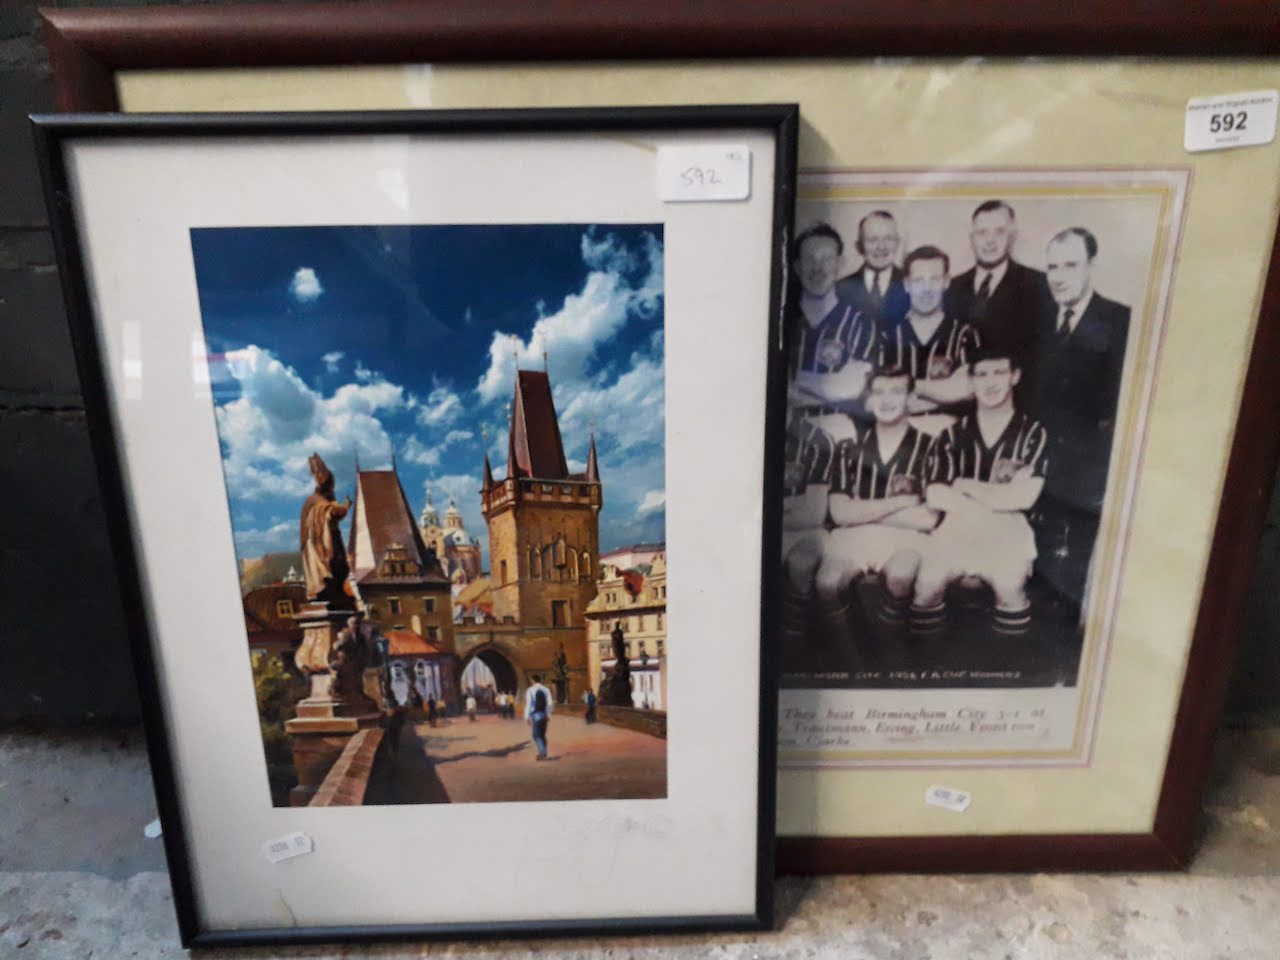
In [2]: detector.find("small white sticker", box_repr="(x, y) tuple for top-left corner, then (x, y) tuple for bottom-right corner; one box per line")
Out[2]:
(925, 785), (971, 813)
(143, 818), (162, 839)
(657, 145), (751, 202)
(1185, 90), (1279, 153)
(261, 831), (314, 864)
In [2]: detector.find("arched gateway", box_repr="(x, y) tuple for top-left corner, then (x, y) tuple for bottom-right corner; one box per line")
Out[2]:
(459, 644), (520, 696)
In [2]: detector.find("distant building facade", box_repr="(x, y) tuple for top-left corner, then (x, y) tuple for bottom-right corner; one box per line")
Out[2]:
(598, 542), (665, 575)
(382, 628), (458, 707)
(585, 551), (667, 710)
(454, 369), (601, 703)
(453, 576), (493, 623)
(242, 577), (308, 665)
(419, 494), (483, 584)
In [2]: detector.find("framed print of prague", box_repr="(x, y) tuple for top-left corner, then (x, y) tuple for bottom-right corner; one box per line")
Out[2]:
(40, 2), (1280, 874)
(35, 105), (795, 945)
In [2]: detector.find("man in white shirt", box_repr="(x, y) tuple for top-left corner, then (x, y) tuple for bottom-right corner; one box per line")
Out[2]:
(524, 674), (555, 760)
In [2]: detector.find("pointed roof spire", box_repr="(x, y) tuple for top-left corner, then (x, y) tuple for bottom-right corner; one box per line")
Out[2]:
(505, 400), (519, 480)
(482, 452), (495, 492)
(505, 370), (569, 480)
(586, 430), (600, 483)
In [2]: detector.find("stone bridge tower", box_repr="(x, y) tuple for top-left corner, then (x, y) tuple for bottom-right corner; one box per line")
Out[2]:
(476, 369), (601, 702)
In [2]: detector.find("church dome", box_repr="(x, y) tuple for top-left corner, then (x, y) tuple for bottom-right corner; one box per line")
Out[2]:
(444, 528), (479, 548)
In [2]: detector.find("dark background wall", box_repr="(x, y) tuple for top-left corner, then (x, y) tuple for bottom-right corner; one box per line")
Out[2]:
(2, 0), (1277, 725)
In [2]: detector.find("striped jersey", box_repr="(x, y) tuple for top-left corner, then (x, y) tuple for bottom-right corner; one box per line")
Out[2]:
(784, 416), (835, 497)
(790, 298), (877, 376)
(831, 423), (932, 500)
(927, 410), (1049, 486)
(879, 313), (980, 384)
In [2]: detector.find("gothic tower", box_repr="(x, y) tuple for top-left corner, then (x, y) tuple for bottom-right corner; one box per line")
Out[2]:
(480, 370), (601, 698)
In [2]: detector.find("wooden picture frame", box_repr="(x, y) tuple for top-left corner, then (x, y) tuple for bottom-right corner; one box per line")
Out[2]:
(38, 2), (1280, 875)
(33, 104), (796, 945)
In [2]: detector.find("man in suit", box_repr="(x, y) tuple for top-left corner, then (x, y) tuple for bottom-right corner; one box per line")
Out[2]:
(948, 200), (1048, 389)
(836, 210), (910, 328)
(1032, 226), (1131, 619)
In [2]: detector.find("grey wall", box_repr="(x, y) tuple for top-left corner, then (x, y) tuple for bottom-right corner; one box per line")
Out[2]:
(1, 1), (1277, 725)
(2, 2), (140, 723)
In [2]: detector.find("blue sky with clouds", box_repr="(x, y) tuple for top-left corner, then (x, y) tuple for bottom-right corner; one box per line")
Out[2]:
(191, 223), (665, 569)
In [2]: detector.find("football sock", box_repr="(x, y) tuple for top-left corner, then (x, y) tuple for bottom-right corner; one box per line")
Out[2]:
(909, 601), (947, 637)
(876, 591), (910, 627)
(782, 581), (813, 648)
(993, 604), (1032, 638)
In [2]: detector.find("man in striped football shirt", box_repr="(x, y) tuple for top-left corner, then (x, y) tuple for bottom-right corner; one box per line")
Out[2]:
(814, 366), (939, 653)
(912, 345), (1049, 640)
(788, 222), (879, 441)
(781, 414), (836, 657)
(879, 245), (981, 437)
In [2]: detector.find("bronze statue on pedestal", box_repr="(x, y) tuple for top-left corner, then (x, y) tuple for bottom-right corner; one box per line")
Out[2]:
(599, 621), (633, 707)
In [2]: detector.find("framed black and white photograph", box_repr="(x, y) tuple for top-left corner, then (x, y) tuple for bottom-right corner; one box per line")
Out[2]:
(779, 169), (1188, 750)
(34, 105), (796, 945)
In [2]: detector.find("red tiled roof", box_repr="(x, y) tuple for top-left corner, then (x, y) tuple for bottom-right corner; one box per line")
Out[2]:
(508, 370), (568, 480)
(384, 628), (447, 657)
(242, 583), (307, 632)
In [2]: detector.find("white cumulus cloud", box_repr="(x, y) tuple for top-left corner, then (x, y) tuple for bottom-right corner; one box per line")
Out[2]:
(418, 383), (463, 426)
(322, 351), (344, 373)
(233, 520), (296, 558)
(475, 228), (663, 403)
(402, 435), (442, 468)
(290, 267), (324, 303)
(402, 426), (475, 469)
(216, 345), (402, 501)
(636, 490), (666, 516)
(558, 352), (665, 455)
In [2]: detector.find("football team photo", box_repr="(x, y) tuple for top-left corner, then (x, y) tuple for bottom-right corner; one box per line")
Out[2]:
(781, 171), (1182, 693)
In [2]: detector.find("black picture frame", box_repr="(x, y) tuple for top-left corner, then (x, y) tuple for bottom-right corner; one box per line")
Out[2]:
(32, 104), (797, 947)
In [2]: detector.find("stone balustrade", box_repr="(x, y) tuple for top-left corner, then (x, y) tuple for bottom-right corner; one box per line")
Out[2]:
(309, 727), (385, 806)
(596, 705), (667, 739)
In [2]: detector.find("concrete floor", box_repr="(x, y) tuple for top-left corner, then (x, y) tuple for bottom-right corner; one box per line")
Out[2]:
(1, 726), (1278, 958)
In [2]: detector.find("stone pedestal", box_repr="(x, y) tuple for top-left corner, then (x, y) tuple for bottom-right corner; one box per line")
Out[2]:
(292, 602), (351, 675)
(285, 604), (382, 806)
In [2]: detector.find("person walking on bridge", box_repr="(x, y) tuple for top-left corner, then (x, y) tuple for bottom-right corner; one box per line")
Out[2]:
(524, 674), (554, 761)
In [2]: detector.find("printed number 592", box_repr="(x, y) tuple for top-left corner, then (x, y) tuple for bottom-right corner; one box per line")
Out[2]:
(680, 165), (722, 186)
(1209, 111), (1248, 133)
